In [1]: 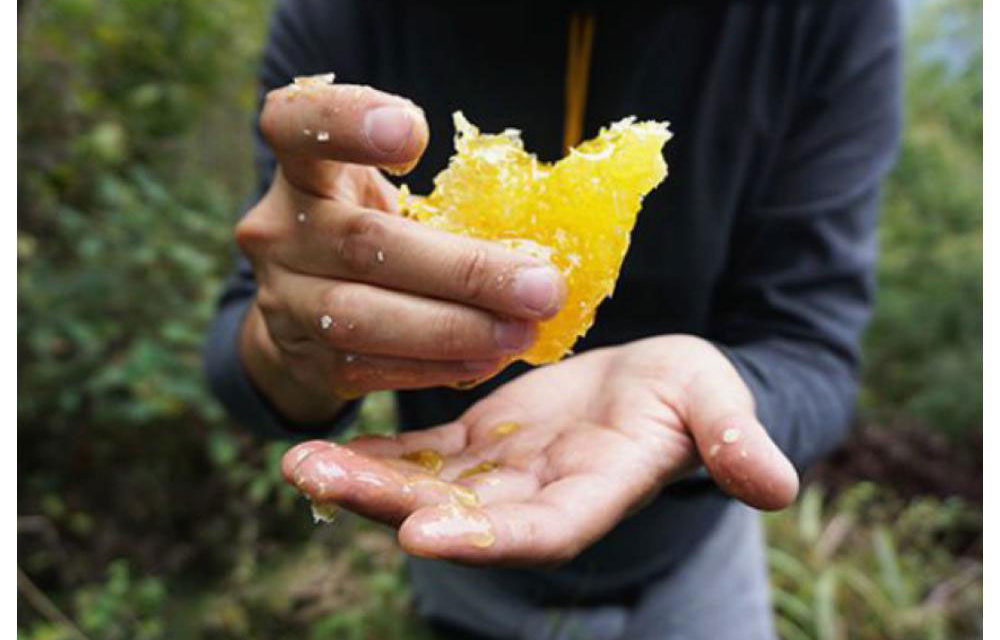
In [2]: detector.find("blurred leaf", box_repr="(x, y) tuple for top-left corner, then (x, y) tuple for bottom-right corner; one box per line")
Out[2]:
(874, 526), (907, 607)
(815, 569), (840, 640)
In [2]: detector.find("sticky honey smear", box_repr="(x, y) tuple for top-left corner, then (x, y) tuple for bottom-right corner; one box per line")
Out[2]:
(491, 421), (521, 437)
(401, 449), (445, 475)
(402, 112), (671, 364)
(456, 460), (500, 480)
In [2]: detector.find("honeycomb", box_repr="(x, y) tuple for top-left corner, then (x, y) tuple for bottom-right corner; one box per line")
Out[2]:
(402, 112), (671, 364)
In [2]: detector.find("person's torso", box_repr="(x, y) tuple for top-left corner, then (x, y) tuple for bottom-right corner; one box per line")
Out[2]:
(311, 0), (802, 591)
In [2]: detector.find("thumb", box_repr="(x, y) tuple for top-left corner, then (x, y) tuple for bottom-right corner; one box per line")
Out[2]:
(684, 363), (799, 511)
(260, 76), (429, 196)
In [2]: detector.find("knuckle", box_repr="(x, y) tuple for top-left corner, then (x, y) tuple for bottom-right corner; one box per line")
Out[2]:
(235, 206), (280, 256)
(435, 310), (472, 357)
(255, 289), (283, 317)
(453, 246), (491, 301)
(337, 211), (386, 275)
(318, 283), (345, 316)
(258, 93), (283, 147)
(317, 285), (355, 346)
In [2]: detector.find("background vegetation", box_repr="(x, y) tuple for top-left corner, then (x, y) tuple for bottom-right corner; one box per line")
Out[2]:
(18, 0), (982, 638)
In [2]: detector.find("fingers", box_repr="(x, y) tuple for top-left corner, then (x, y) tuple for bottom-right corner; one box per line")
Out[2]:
(398, 473), (627, 566)
(282, 441), (480, 526)
(395, 422), (665, 565)
(260, 81), (429, 195)
(452, 467), (539, 505)
(283, 426), (540, 534)
(266, 269), (537, 361)
(347, 430), (540, 506)
(330, 351), (507, 396)
(684, 366), (800, 511)
(345, 421), (469, 459)
(267, 187), (565, 320)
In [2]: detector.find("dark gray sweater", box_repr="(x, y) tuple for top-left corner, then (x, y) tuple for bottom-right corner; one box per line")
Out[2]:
(206, 0), (901, 595)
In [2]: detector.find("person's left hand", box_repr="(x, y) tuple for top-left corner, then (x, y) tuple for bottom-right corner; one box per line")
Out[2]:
(282, 335), (799, 565)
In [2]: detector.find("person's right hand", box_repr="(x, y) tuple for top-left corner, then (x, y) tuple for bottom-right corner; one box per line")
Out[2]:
(236, 77), (566, 424)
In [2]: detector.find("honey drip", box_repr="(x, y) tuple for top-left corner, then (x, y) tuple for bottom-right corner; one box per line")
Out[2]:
(309, 501), (339, 524)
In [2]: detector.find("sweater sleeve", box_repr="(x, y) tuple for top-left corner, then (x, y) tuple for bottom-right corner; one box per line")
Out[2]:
(204, 0), (369, 439)
(709, 0), (903, 471)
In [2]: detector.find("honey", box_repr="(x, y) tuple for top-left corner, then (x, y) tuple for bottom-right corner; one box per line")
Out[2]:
(491, 421), (521, 437)
(309, 500), (339, 524)
(403, 112), (671, 364)
(456, 460), (500, 480)
(401, 449), (445, 475)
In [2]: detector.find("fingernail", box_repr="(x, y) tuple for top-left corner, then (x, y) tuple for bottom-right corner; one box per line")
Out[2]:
(512, 267), (562, 315)
(494, 320), (534, 352)
(463, 359), (497, 372)
(363, 106), (413, 153)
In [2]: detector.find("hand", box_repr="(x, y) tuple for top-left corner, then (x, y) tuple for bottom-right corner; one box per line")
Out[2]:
(282, 335), (799, 565)
(236, 77), (566, 423)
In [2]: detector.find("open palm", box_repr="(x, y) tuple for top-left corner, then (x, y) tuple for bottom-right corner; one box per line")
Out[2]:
(283, 335), (798, 565)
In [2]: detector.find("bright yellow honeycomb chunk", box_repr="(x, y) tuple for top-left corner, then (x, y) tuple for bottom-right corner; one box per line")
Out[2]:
(403, 112), (671, 364)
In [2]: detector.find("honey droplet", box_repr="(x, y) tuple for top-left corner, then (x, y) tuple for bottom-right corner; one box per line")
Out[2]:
(451, 484), (480, 507)
(491, 421), (521, 437)
(722, 428), (742, 444)
(456, 460), (499, 480)
(310, 501), (339, 524)
(402, 112), (671, 364)
(418, 504), (495, 548)
(294, 72), (335, 88)
(467, 529), (496, 548)
(401, 449), (444, 475)
(334, 386), (364, 401)
(407, 477), (480, 507)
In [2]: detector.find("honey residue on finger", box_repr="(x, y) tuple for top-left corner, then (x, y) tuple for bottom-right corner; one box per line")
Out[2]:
(491, 421), (521, 437)
(404, 476), (480, 508)
(401, 449), (445, 475)
(418, 503), (496, 549)
(456, 460), (500, 480)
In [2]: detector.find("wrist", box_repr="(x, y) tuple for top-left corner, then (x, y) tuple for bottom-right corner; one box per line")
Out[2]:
(239, 302), (350, 425)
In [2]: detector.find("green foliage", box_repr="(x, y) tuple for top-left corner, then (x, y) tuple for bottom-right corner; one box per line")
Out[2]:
(766, 483), (982, 640)
(17, 0), (293, 631)
(190, 514), (434, 640)
(20, 560), (167, 640)
(18, 0), (266, 430)
(861, 0), (982, 438)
